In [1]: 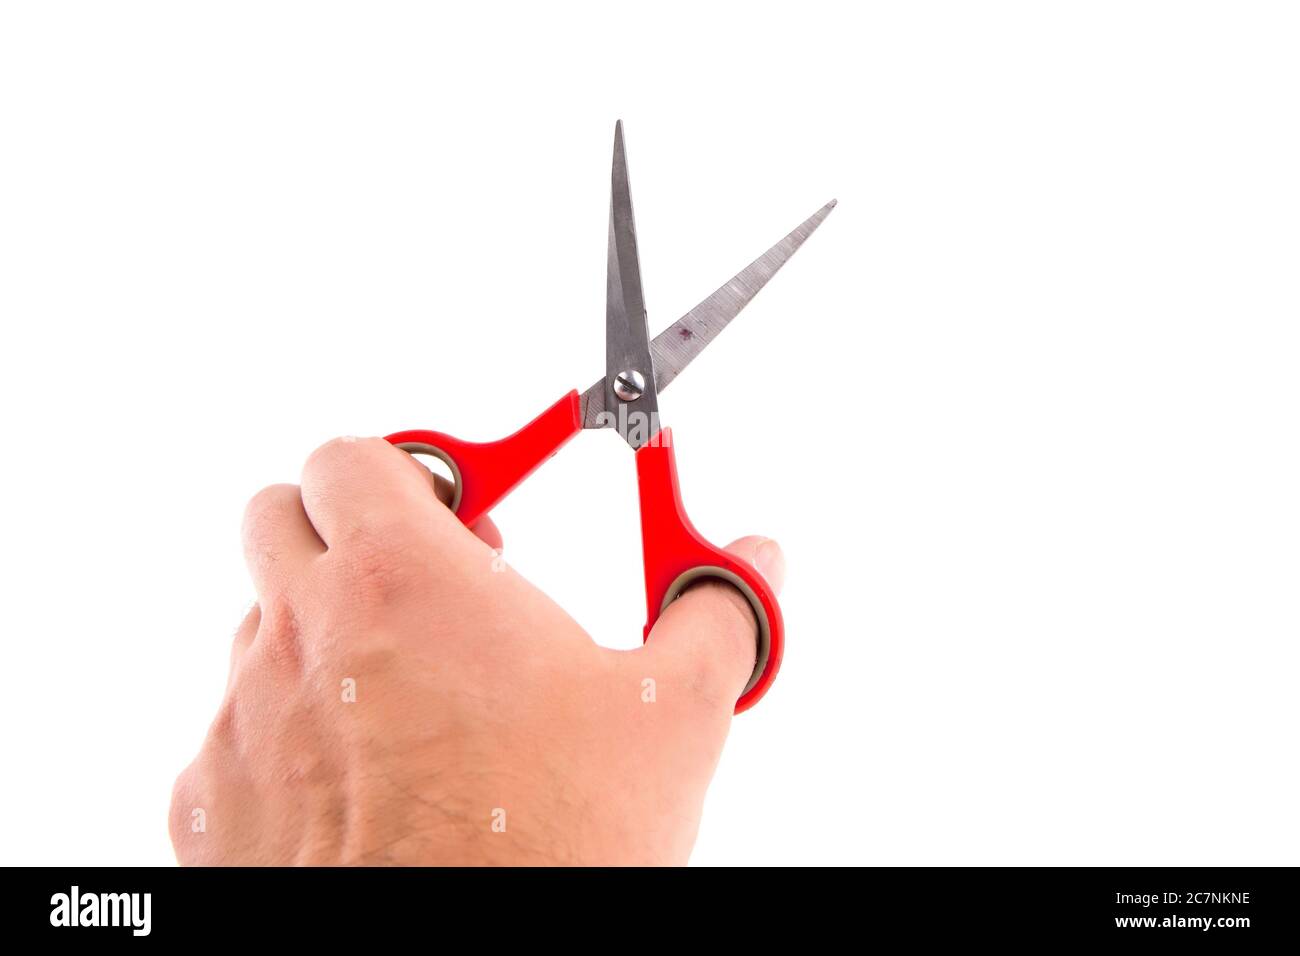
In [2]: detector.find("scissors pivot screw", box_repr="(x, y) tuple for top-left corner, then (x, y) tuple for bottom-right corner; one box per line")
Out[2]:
(613, 369), (646, 402)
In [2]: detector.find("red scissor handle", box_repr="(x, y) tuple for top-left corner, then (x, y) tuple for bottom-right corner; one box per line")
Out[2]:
(385, 390), (582, 528)
(387, 404), (782, 714)
(636, 429), (784, 714)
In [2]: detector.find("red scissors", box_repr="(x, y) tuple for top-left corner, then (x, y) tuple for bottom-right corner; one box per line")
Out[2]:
(387, 122), (834, 713)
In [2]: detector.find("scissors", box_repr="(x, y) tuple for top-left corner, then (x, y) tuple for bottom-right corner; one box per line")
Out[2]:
(387, 122), (834, 713)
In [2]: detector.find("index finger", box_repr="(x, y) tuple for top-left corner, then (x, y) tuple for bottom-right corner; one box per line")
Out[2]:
(299, 436), (459, 547)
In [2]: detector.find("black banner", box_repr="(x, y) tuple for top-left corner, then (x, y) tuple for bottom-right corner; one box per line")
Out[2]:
(6, 866), (1296, 945)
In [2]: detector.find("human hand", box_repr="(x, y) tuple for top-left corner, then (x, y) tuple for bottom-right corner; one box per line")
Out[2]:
(170, 436), (784, 865)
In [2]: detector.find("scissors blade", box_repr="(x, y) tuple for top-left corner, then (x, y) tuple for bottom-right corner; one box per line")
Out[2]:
(581, 198), (836, 427)
(604, 120), (659, 448)
(652, 198), (836, 392)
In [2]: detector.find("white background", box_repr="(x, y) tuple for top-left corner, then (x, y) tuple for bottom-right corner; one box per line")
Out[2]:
(1, 2), (1297, 866)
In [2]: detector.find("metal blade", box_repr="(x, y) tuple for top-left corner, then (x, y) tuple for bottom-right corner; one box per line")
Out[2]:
(604, 120), (659, 448)
(581, 198), (836, 427)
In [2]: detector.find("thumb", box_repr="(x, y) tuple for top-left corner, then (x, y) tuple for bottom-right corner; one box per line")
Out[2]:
(643, 536), (786, 708)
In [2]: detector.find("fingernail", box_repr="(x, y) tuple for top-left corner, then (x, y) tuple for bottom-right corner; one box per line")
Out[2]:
(753, 537), (786, 593)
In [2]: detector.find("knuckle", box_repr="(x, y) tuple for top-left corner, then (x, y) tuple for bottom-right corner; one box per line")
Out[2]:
(242, 484), (294, 540)
(168, 763), (199, 850)
(208, 693), (238, 740)
(305, 435), (392, 478)
(330, 529), (419, 609)
(233, 603), (261, 649)
(253, 596), (304, 672)
(169, 765), (192, 817)
(241, 486), (310, 577)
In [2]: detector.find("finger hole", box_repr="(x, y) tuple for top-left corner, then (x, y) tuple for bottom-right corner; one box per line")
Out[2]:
(396, 442), (462, 513)
(661, 566), (770, 697)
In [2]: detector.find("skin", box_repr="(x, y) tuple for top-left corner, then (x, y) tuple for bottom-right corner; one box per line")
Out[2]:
(170, 436), (784, 866)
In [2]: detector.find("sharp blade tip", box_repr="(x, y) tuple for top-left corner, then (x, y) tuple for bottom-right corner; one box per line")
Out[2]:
(802, 198), (838, 229)
(612, 122), (628, 169)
